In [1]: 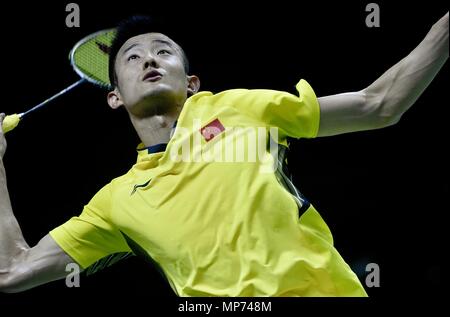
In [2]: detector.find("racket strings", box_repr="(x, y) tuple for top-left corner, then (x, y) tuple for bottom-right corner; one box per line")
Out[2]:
(72, 29), (116, 88)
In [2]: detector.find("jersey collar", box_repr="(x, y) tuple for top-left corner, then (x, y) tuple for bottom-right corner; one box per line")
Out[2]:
(135, 120), (178, 161)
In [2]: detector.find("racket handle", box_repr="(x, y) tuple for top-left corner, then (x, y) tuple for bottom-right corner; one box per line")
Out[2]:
(2, 114), (21, 134)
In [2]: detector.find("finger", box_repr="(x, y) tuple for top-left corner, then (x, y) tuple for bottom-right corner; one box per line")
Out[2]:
(0, 113), (5, 134)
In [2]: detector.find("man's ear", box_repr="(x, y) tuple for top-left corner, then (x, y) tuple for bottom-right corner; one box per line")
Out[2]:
(107, 88), (124, 110)
(187, 75), (201, 97)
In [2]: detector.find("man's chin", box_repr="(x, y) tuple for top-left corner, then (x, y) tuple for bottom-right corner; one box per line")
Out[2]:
(132, 88), (181, 116)
(142, 83), (171, 96)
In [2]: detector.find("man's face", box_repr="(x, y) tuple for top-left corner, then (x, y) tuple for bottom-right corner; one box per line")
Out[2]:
(112, 33), (191, 116)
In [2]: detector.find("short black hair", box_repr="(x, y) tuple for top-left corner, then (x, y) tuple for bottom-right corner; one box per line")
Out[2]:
(108, 15), (190, 88)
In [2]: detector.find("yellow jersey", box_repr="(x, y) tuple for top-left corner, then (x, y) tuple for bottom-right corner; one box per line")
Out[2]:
(50, 79), (367, 296)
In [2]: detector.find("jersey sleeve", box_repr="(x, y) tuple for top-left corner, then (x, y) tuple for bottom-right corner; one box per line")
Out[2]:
(49, 183), (131, 269)
(224, 79), (320, 139)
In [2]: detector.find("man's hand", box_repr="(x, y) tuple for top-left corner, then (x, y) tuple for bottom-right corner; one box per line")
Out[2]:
(0, 113), (6, 159)
(0, 112), (78, 293)
(317, 12), (448, 137)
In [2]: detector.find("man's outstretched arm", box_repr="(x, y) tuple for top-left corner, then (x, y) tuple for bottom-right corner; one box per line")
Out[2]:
(317, 12), (448, 137)
(0, 113), (76, 293)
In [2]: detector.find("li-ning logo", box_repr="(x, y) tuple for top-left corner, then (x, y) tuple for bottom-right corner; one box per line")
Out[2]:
(95, 41), (112, 55)
(200, 118), (225, 142)
(130, 179), (152, 196)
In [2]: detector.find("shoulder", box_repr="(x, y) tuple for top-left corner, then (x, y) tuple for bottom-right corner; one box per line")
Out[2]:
(189, 79), (316, 105)
(108, 169), (135, 191)
(190, 88), (292, 108)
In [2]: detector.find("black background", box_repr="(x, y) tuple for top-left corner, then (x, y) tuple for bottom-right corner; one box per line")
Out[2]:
(0, 0), (447, 309)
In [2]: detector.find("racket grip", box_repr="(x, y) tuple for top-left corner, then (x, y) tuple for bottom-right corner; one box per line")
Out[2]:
(2, 114), (21, 133)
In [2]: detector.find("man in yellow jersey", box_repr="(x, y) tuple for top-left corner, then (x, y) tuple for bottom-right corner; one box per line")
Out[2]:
(0, 13), (448, 296)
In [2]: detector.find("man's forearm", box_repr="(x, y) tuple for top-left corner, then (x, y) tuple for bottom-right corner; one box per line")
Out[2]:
(365, 13), (448, 122)
(0, 159), (29, 272)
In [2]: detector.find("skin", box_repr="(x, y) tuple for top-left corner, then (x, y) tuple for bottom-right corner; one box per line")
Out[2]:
(317, 14), (449, 136)
(107, 33), (200, 147)
(0, 13), (448, 293)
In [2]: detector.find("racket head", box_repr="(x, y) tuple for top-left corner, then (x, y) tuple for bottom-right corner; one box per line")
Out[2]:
(69, 28), (117, 89)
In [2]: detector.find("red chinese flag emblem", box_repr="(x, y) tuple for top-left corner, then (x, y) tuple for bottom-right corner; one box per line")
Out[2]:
(200, 118), (225, 142)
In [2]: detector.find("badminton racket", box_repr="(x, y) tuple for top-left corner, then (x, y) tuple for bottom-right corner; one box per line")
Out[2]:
(2, 28), (116, 133)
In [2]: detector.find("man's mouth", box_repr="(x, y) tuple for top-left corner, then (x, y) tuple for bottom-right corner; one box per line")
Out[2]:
(143, 70), (163, 82)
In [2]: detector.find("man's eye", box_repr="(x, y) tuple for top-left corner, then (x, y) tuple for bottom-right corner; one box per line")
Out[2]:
(157, 49), (170, 55)
(127, 55), (140, 61)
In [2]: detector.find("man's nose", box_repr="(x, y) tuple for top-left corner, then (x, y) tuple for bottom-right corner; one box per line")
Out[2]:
(143, 54), (158, 70)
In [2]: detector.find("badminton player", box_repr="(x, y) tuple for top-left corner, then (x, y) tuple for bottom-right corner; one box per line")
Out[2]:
(0, 13), (448, 296)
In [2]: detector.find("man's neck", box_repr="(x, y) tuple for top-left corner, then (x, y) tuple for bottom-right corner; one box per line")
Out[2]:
(129, 108), (181, 147)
